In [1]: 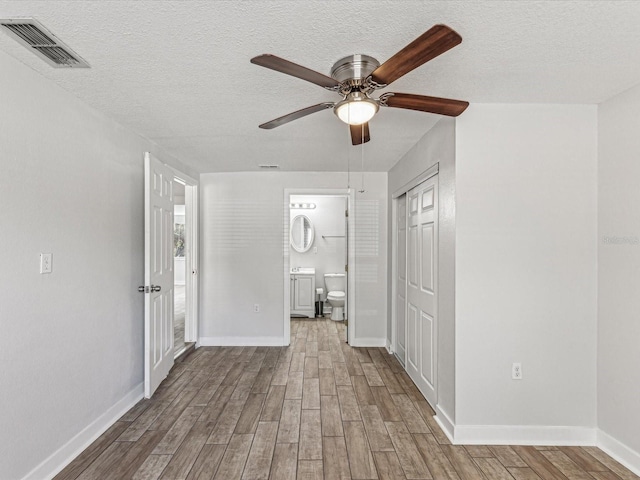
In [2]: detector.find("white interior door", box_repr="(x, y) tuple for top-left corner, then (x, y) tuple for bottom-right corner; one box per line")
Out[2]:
(144, 152), (175, 398)
(396, 194), (407, 365)
(406, 175), (438, 407)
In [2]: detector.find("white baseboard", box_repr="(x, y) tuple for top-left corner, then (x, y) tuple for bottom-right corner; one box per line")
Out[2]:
(199, 336), (286, 346)
(348, 337), (387, 348)
(434, 405), (455, 443)
(597, 429), (640, 476)
(453, 424), (596, 446)
(22, 383), (144, 480)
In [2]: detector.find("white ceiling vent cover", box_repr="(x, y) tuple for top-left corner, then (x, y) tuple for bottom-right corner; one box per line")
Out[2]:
(0, 18), (89, 68)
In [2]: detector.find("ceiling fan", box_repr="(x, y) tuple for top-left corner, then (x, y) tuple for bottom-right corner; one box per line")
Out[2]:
(251, 24), (469, 146)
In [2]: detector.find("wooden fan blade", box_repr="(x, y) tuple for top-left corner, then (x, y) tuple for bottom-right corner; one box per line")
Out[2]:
(350, 122), (370, 145)
(251, 54), (340, 90)
(370, 25), (462, 87)
(259, 103), (334, 129)
(382, 93), (468, 116)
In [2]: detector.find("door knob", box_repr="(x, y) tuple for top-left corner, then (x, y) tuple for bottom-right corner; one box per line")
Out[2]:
(150, 285), (161, 292)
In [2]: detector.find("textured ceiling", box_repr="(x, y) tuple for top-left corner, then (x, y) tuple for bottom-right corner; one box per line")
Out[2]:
(2, 1), (640, 173)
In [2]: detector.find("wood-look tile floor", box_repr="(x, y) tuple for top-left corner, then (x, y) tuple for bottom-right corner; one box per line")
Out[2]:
(174, 285), (186, 355)
(55, 319), (638, 480)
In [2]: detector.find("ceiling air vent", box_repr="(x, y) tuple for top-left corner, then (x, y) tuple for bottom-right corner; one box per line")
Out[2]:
(259, 164), (280, 169)
(0, 18), (89, 68)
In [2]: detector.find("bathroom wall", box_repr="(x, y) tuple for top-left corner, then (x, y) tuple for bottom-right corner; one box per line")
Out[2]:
(199, 171), (388, 346)
(290, 195), (347, 301)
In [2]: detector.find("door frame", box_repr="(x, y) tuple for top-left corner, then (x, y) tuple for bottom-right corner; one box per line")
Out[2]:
(390, 164), (439, 364)
(283, 188), (356, 346)
(167, 166), (199, 346)
(390, 193), (404, 362)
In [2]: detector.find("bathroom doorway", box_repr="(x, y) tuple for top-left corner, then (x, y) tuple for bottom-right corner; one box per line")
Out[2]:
(284, 189), (355, 346)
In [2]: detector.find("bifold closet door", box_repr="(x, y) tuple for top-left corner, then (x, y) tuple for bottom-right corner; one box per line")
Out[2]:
(405, 175), (438, 407)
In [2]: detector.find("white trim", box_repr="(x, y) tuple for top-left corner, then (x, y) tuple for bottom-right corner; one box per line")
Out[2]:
(22, 383), (144, 480)
(597, 429), (640, 476)
(392, 163), (439, 199)
(183, 182), (199, 344)
(390, 195), (398, 359)
(452, 424), (596, 446)
(199, 336), (286, 347)
(349, 337), (387, 347)
(434, 404), (455, 443)
(166, 164), (198, 186)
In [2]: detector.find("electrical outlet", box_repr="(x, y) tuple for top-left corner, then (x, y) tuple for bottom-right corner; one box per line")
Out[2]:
(313, 246), (318, 254)
(40, 253), (52, 274)
(254, 304), (260, 313)
(512, 363), (522, 380)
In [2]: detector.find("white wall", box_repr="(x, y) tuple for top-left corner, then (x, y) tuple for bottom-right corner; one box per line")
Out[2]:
(0, 49), (195, 479)
(199, 172), (388, 345)
(290, 194), (347, 299)
(455, 105), (598, 436)
(598, 84), (640, 461)
(388, 118), (457, 425)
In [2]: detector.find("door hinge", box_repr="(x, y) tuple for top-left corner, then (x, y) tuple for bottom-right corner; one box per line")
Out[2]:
(345, 209), (349, 217)
(138, 285), (149, 293)
(345, 265), (348, 273)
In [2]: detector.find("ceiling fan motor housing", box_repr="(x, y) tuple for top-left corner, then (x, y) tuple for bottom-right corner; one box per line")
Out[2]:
(330, 54), (380, 91)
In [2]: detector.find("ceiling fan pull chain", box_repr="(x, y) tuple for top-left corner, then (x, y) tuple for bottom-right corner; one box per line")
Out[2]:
(359, 124), (365, 193)
(347, 110), (351, 190)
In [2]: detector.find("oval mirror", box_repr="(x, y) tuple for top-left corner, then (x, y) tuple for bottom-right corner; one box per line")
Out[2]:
(290, 214), (314, 253)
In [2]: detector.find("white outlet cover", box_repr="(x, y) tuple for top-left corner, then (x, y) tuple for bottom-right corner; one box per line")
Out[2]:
(512, 363), (522, 380)
(40, 253), (52, 274)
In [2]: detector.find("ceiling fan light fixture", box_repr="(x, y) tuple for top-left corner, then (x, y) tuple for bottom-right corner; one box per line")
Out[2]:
(334, 92), (378, 125)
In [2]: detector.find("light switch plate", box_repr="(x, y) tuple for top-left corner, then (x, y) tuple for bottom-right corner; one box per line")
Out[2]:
(40, 253), (52, 274)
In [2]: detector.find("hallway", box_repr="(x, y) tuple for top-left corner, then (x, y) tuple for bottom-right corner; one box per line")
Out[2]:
(54, 319), (637, 479)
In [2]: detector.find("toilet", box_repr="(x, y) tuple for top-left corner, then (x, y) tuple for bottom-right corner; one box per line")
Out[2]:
(324, 273), (346, 321)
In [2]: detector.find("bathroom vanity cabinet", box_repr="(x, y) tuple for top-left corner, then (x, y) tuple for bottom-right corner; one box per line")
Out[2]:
(290, 272), (316, 318)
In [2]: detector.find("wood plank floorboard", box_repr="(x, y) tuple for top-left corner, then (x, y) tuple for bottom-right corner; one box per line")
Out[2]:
(58, 319), (637, 480)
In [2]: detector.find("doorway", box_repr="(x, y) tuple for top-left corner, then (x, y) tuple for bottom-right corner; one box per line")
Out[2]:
(172, 173), (199, 358)
(284, 189), (356, 346)
(172, 180), (187, 356)
(143, 152), (199, 398)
